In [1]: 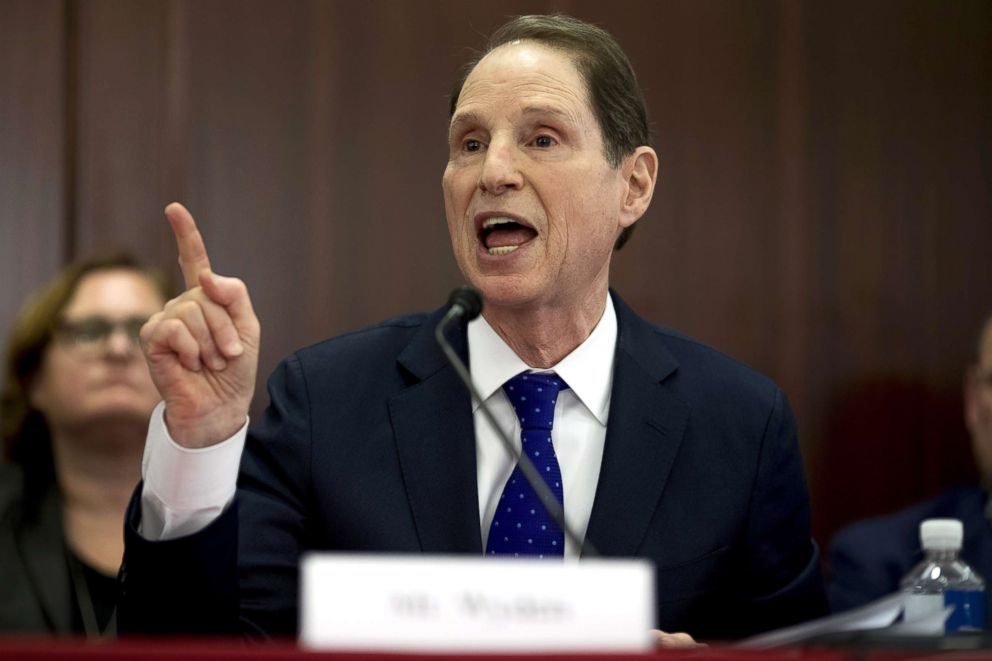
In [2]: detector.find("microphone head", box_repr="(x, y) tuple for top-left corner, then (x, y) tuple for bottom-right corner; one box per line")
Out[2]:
(447, 286), (483, 321)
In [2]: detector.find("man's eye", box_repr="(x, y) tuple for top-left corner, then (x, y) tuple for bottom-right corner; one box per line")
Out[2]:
(464, 139), (482, 152)
(533, 135), (557, 148)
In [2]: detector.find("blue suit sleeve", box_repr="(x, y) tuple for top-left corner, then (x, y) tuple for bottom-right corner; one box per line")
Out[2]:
(118, 355), (312, 636)
(736, 389), (828, 634)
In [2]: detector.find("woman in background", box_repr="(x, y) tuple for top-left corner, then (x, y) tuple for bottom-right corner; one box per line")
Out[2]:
(0, 255), (170, 636)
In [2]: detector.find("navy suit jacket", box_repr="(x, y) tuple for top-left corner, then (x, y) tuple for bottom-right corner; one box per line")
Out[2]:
(120, 291), (826, 640)
(828, 486), (992, 613)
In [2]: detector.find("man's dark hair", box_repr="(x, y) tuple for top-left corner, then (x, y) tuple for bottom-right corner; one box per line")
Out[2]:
(449, 14), (651, 250)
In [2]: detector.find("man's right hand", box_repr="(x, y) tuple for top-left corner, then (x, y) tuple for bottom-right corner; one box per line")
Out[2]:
(140, 203), (260, 448)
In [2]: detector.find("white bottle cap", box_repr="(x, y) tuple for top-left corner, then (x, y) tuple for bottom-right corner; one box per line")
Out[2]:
(919, 518), (963, 551)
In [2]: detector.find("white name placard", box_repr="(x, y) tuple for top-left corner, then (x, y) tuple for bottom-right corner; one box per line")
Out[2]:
(299, 554), (655, 652)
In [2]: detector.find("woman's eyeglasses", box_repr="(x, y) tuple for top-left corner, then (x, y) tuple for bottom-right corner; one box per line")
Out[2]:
(53, 316), (149, 351)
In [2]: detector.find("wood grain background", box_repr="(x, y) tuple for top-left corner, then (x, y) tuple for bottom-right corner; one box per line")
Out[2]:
(2, 0), (990, 551)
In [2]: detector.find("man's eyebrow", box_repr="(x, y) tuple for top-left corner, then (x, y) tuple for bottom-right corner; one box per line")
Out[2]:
(520, 105), (574, 122)
(448, 105), (576, 138)
(448, 112), (482, 139)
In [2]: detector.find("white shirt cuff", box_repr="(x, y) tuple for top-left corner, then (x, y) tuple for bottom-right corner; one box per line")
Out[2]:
(139, 401), (248, 541)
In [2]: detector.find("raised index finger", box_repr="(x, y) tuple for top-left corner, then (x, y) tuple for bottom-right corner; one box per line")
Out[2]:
(165, 202), (212, 290)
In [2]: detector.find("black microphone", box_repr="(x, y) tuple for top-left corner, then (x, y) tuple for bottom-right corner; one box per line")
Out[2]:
(446, 285), (483, 322)
(435, 287), (598, 558)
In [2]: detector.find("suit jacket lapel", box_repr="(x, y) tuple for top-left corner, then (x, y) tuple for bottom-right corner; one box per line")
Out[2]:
(586, 293), (690, 557)
(389, 311), (483, 554)
(18, 485), (74, 633)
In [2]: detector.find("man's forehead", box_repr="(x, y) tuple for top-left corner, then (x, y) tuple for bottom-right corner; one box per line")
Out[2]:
(462, 43), (584, 96)
(452, 43), (591, 124)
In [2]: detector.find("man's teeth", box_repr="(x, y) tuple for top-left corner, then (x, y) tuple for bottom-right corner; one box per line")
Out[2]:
(481, 217), (528, 255)
(483, 217), (518, 229)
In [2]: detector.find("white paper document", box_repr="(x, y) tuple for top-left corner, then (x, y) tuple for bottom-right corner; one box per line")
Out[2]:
(738, 590), (968, 648)
(739, 592), (907, 648)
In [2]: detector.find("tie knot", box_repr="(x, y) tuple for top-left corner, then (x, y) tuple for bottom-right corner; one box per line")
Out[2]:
(503, 372), (568, 430)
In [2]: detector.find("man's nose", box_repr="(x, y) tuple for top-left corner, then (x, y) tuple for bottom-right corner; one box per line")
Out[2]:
(477, 140), (523, 195)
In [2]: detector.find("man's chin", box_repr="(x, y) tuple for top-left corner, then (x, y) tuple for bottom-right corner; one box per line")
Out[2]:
(470, 280), (547, 315)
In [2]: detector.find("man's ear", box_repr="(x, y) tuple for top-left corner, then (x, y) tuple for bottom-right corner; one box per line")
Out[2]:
(619, 146), (658, 229)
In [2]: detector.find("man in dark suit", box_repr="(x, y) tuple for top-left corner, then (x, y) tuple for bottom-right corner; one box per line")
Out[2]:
(120, 15), (826, 642)
(828, 314), (992, 613)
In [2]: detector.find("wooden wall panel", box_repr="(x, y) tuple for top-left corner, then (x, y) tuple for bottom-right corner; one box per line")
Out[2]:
(0, 0), (66, 375)
(1, 0), (989, 550)
(73, 0), (180, 267)
(802, 0), (992, 539)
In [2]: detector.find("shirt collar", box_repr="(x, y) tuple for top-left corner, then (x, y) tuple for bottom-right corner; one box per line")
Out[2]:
(467, 294), (616, 425)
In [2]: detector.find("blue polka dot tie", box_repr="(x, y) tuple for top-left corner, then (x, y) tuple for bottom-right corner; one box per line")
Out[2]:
(486, 371), (568, 558)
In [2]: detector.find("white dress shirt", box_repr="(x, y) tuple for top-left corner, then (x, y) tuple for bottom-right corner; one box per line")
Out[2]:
(140, 295), (616, 558)
(469, 297), (614, 557)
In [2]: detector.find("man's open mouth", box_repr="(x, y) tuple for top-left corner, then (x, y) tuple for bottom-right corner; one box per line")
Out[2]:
(479, 217), (538, 256)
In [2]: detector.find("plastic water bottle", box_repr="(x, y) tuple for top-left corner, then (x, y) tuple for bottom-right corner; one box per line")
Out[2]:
(901, 518), (986, 633)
